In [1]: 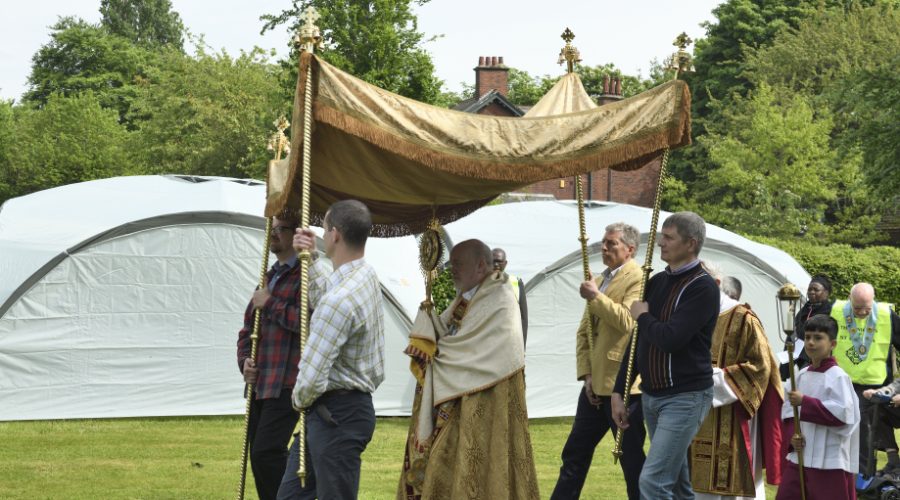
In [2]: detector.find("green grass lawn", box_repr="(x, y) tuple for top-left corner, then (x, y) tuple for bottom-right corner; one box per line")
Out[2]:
(0, 415), (880, 499)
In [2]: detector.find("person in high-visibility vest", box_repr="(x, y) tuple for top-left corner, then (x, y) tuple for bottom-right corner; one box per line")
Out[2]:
(832, 282), (900, 477)
(492, 247), (528, 348)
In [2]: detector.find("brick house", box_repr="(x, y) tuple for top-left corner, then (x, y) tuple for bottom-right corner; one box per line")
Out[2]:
(455, 56), (661, 208)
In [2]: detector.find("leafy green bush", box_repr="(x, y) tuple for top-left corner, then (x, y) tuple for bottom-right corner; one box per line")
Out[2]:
(431, 268), (455, 315)
(752, 236), (900, 307)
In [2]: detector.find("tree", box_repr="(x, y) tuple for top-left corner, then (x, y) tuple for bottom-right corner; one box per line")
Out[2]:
(744, 3), (900, 200)
(23, 17), (156, 123)
(495, 64), (658, 108)
(99, 0), (185, 50)
(128, 47), (290, 179)
(260, 0), (446, 104)
(0, 100), (16, 202)
(690, 84), (882, 244)
(844, 60), (900, 202)
(1, 92), (133, 202)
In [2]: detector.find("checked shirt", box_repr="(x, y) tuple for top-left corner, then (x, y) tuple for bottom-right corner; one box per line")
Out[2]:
(293, 258), (385, 408)
(237, 257), (330, 400)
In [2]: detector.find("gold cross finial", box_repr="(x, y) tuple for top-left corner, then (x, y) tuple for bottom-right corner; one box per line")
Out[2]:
(294, 6), (322, 53)
(667, 32), (695, 79)
(557, 27), (581, 74)
(267, 116), (291, 161)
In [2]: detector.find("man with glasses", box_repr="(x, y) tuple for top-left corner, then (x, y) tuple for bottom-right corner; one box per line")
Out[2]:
(236, 212), (329, 500)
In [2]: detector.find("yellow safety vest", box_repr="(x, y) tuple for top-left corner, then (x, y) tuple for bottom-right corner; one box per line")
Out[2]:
(507, 274), (520, 302)
(832, 300), (894, 385)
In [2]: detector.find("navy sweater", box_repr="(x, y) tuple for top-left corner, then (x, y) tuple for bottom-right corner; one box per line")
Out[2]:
(614, 260), (719, 396)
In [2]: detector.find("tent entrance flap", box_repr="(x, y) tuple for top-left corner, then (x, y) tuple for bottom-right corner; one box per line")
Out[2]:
(266, 52), (691, 235)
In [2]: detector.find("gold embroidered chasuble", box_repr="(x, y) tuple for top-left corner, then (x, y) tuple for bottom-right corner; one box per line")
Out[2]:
(689, 303), (783, 497)
(398, 272), (539, 499)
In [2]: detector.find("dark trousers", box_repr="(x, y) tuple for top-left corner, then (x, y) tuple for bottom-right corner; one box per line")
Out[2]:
(277, 390), (375, 500)
(248, 389), (300, 500)
(551, 391), (646, 500)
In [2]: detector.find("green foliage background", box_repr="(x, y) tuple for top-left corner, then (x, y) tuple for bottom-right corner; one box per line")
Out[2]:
(753, 236), (900, 307)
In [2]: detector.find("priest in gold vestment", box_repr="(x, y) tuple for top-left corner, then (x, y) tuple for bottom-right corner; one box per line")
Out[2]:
(690, 263), (783, 500)
(398, 239), (539, 500)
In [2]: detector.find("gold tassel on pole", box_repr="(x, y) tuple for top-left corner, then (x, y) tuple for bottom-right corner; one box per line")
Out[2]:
(613, 32), (694, 462)
(292, 6), (321, 489)
(236, 117), (291, 500)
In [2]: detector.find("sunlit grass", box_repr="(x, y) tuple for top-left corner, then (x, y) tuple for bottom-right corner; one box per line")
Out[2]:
(2, 415), (884, 498)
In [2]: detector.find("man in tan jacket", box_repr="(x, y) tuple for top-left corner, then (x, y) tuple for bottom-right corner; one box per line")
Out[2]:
(551, 222), (645, 500)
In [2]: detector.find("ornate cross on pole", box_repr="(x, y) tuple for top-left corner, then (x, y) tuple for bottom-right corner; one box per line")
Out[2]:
(267, 116), (291, 162)
(557, 27), (582, 74)
(668, 32), (695, 80)
(294, 6), (322, 53)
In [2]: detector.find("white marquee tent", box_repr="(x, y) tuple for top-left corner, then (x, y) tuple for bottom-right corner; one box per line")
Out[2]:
(0, 175), (424, 421)
(0, 178), (811, 421)
(443, 201), (811, 418)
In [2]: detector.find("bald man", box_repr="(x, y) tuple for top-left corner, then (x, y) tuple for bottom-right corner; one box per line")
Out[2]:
(831, 282), (900, 476)
(492, 248), (528, 347)
(398, 239), (539, 499)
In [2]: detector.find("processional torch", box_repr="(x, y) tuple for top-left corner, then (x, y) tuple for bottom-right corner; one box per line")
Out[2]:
(777, 283), (806, 500)
(236, 117), (291, 500)
(612, 32), (694, 463)
(291, 6), (322, 489)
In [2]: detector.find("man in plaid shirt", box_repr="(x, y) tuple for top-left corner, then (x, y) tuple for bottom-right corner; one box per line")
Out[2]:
(237, 213), (329, 500)
(277, 200), (385, 500)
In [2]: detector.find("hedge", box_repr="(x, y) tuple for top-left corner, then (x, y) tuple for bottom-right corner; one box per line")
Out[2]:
(751, 236), (900, 309)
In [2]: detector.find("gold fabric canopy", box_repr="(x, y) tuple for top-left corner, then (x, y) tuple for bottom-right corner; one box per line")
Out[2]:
(266, 52), (691, 236)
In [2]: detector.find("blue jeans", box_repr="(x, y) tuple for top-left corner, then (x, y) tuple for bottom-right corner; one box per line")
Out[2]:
(640, 387), (713, 500)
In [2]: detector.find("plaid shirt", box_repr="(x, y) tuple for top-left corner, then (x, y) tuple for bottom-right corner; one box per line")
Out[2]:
(293, 258), (385, 408)
(237, 257), (330, 400)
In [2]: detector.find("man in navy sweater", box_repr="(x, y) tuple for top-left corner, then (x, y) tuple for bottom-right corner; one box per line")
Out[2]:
(612, 211), (720, 500)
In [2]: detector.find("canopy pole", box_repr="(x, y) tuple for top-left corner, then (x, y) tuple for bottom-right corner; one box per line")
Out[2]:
(292, 6), (322, 489)
(613, 32), (694, 463)
(237, 116), (290, 500)
(557, 28), (595, 354)
(236, 218), (272, 500)
(575, 174), (594, 354)
(612, 148), (669, 462)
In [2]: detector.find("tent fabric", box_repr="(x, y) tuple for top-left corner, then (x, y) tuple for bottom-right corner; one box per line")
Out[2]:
(265, 53), (692, 235)
(442, 201), (811, 418)
(1, 180), (813, 420)
(0, 176), (422, 421)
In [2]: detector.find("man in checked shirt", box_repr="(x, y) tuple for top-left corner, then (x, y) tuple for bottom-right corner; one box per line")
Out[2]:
(237, 212), (330, 500)
(277, 199), (385, 500)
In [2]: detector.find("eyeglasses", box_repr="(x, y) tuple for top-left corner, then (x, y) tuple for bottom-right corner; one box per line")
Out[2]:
(271, 225), (295, 234)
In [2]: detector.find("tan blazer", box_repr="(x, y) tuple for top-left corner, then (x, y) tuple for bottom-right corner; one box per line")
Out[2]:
(576, 258), (642, 395)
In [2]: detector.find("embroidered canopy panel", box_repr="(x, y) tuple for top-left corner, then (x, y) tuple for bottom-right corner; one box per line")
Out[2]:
(266, 53), (691, 236)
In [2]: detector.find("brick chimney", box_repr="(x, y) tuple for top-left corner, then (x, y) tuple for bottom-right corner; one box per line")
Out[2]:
(474, 56), (510, 98)
(596, 75), (625, 106)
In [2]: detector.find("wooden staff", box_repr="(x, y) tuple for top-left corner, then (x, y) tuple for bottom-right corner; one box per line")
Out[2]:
(236, 116), (289, 500)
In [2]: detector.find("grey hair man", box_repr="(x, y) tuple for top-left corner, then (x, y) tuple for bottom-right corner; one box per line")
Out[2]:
(612, 211), (720, 499)
(552, 222), (646, 500)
